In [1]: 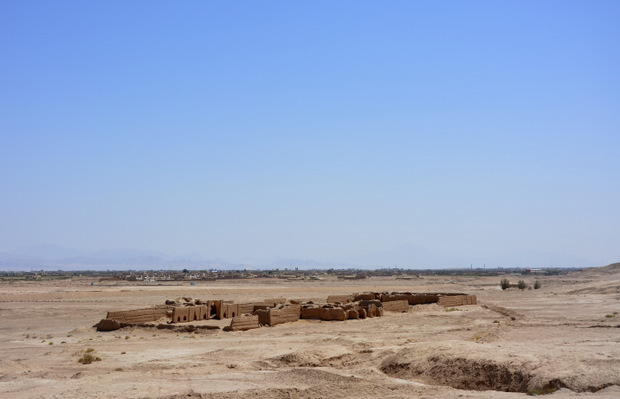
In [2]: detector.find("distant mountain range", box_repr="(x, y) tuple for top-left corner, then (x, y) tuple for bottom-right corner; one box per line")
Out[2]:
(0, 245), (233, 271)
(0, 244), (602, 271)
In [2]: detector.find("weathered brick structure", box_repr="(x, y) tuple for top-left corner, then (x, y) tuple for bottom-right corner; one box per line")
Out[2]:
(326, 295), (353, 304)
(98, 291), (477, 332)
(437, 294), (477, 307)
(255, 303), (301, 326)
(106, 305), (169, 324)
(381, 299), (409, 312)
(225, 315), (260, 331)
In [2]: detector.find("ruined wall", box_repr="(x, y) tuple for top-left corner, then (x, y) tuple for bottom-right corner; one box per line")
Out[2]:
(270, 304), (301, 326)
(260, 298), (287, 307)
(347, 309), (359, 319)
(381, 299), (409, 313)
(353, 292), (376, 301)
(254, 308), (270, 326)
(171, 305), (211, 323)
(359, 299), (382, 308)
(226, 315), (260, 331)
(171, 307), (190, 323)
(437, 294), (477, 307)
(326, 295), (353, 304)
(237, 303), (255, 315)
(221, 303), (239, 319)
(301, 305), (322, 319)
(407, 294), (441, 305)
(256, 304), (301, 326)
(106, 305), (169, 324)
(103, 290), (478, 330)
(213, 300), (239, 319)
(366, 303), (379, 317)
(381, 293), (439, 305)
(302, 305), (355, 321)
(320, 306), (347, 321)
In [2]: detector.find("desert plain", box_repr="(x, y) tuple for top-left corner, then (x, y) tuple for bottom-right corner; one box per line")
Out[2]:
(1, 264), (620, 399)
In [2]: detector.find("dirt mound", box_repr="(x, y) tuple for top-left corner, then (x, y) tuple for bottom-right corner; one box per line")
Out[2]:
(268, 347), (357, 368)
(574, 262), (620, 278)
(599, 262), (620, 273)
(156, 369), (408, 399)
(270, 350), (322, 367)
(380, 342), (534, 392)
(567, 282), (620, 295)
(379, 341), (620, 394)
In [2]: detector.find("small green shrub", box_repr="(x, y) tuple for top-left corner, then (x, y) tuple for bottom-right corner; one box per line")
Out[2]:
(518, 280), (527, 290)
(500, 278), (510, 290)
(78, 353), (101, 364)
(534, 280), (541, 289)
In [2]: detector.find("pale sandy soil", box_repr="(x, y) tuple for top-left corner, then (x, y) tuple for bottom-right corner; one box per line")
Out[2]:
(1, 266), (619, 398)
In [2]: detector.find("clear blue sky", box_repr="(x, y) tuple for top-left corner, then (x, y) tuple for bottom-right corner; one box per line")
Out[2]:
(1, 1), (618, 268)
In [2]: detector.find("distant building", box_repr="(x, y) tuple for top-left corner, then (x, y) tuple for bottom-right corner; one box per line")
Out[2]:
(525, 268), (543, 274)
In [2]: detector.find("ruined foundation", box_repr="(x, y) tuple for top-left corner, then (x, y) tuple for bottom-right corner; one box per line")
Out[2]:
(98, 291), (477, 332)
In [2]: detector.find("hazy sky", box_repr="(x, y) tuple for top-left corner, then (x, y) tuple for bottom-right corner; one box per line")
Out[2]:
(1, 2), (618, 267)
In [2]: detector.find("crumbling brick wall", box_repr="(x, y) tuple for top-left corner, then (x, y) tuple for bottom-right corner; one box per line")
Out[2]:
(353, 292), (376, 301)
(171, 304), (211, 323)
(320, 306), (347, 321)
(262, 298), (287, 306)
(381, 299), (409, 312)
(301, 305), (322, 319)
(437, 294), (477, 307)
(106, 305), (169, 324)
(226, 315), (260, 331)
(214, 301), (240, 319)
(327, 295), (354, 304)
(255, 304), (301, 326)
(237, 303), (255, 315)
(172, 306), (190, 323)
(381, 293), (439, 305)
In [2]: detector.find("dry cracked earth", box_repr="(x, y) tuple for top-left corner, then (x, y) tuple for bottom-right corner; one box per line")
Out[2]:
(1, 264), (620, 398)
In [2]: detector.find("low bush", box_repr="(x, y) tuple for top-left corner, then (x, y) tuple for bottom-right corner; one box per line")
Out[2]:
(500, 278), (510, 290)
(78, 353), (101, 364)
(518, 280), (527, 290)
(534, 280), (541, 289)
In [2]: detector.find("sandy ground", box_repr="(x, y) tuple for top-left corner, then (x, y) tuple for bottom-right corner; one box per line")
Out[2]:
(1, 266), (619, 398)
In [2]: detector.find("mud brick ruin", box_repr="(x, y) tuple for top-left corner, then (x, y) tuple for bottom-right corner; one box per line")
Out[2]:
(97, 292), (476, 332)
